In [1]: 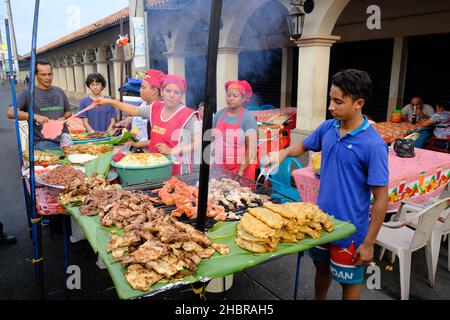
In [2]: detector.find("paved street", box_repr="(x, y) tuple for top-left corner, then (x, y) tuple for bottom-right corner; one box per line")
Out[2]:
(0, 84), (448, 300)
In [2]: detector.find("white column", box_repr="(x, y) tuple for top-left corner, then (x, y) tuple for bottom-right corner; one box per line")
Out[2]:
(65, 66), (75, 92)
(83, 63), (95, 94)
(216, 47), (240, 110)
(387, 37), (408, 119)
(165, 52), (186, 104)
(58, 66), (67, 91)
(73, 64), (85, 94)
(166, 52), (185, 79)
(112, 59), (123, 99)
(280, 47), (294, 108)
(52, 67), (60, 87)
(294, 35), (340, 134)
(96, 61), (110, 97)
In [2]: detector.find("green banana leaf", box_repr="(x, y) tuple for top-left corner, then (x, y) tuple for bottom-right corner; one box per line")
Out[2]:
(65, 205), (355, 300)
(84, 151), (113, 178)
(44, 149), (64, 157)
(66, 205), (102, 253)
(43, 149), (71, 165)
(96, 130), (137, 146)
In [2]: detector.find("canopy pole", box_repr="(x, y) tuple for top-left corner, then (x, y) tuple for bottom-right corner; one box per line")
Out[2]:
(5, 19), (33, 238)
(119, 20), (125, 120)
(28, 0), (45, 294)
(196, 0), (223, 232)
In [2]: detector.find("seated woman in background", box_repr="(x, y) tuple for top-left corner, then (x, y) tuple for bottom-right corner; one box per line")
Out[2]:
(419, 101), (450, 139)
(79, 73), (117, 133)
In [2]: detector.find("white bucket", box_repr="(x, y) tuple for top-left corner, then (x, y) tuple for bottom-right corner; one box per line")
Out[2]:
(205, 275), (233, 293)
(69, 216), (87, 243)
(19, 121), (29, 153)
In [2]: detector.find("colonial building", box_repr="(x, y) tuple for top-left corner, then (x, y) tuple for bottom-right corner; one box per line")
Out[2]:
(143, 0), (450, 143)
(19, 0), (450, 145)
(19, 8), (131, 100)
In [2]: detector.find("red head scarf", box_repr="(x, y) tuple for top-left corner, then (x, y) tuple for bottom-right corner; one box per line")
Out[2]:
(225, 80), (253, 101)
(161, 75), (187, 93)
(143, 69), (165, 89)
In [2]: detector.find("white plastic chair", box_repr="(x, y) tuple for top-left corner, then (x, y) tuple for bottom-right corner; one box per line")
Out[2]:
(430, 209), (450, 284)
(376, 198), (449, 300)
(390, 199), (450, 287)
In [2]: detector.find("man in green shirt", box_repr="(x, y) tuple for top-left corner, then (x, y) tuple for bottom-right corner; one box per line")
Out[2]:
(7, 61), (72, 150)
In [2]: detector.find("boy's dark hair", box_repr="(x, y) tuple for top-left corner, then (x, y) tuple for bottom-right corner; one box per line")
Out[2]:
(437, 101), (450, 111)
(85, 73), (106, 88)
(35, 61), (52, 75)
(331, 69), (373, 103)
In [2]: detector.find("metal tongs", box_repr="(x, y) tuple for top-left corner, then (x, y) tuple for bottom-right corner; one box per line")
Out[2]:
(255, 165), (273, 190)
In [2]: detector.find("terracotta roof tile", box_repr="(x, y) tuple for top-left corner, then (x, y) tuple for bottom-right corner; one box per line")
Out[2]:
(21, 7), (128, 59)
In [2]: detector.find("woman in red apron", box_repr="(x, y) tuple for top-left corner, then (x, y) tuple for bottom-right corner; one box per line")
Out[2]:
(212, 80), (258, 179)
(94, 73), (199, 176)
(147, 75), (199, 175)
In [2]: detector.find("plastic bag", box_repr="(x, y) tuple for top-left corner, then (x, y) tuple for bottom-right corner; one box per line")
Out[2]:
(393, 138), (415, 158)
(310, 152), (321, 175)
(113, 142), (131, 156)
(59, 133), (73, 148)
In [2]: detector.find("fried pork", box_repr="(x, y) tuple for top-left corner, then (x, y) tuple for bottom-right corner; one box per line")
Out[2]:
(125, 264), (163, 292)
(106, 214), (229, 292)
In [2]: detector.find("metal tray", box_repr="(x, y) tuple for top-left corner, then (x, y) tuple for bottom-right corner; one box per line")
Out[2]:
(123, 168), (295, 231)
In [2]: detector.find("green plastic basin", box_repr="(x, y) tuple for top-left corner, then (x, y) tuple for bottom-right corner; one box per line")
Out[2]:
(110, 157), (173, 185)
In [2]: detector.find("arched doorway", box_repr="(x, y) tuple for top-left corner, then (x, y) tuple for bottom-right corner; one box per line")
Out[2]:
(184, 19), (209, 108)
(237, 0), (289, 108)
(149, 31), (168, 74)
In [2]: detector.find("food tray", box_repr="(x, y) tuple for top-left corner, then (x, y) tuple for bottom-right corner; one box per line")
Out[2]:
(110, 156), (173, 185)
(35, 170), (66, 190)
(73, 137), (112, 144)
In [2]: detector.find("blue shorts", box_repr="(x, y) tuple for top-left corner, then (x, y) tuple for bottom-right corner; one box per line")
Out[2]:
(309, 243), (365, 284)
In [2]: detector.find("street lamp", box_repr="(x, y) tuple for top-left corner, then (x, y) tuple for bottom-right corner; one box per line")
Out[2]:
(286, 0), (314, 40)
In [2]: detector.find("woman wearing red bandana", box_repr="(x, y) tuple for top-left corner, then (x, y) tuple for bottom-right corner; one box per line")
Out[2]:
(94, 74), (200, 176)
(115, 69), (165, 149)
(212, 80), (258, 179)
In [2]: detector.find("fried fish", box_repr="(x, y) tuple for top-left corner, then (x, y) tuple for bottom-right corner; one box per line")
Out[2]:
(278, 228), (298, 243)
(247, 207), (286, 229)
(298, 225), (322, 239)
(263, 202), (297, 219)
(239, 213), (276, 239)
(235, 236), (273, 253)
(237, 223), (270, 243)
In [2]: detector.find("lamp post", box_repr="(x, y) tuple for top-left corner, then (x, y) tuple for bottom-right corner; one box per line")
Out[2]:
(286, 0), (314, 39)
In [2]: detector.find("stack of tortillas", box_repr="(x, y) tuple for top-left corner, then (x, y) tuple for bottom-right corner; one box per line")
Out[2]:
(235, 202), (335, 253)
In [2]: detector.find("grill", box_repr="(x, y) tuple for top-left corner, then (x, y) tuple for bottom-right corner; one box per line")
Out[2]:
(123, 169), (295, 231)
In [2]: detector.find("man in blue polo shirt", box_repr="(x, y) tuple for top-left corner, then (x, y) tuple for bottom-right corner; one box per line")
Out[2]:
(264, 69), (389, 300)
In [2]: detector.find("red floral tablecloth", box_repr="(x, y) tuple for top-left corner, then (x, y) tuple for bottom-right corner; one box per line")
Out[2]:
(372, 121), (421, 144)
(293, 148), (450, 212)
(35, 187), (66, 215)
(253, 108), (297, 164)
(252, 107), (297, 124)
(25, 177), (66, 216)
